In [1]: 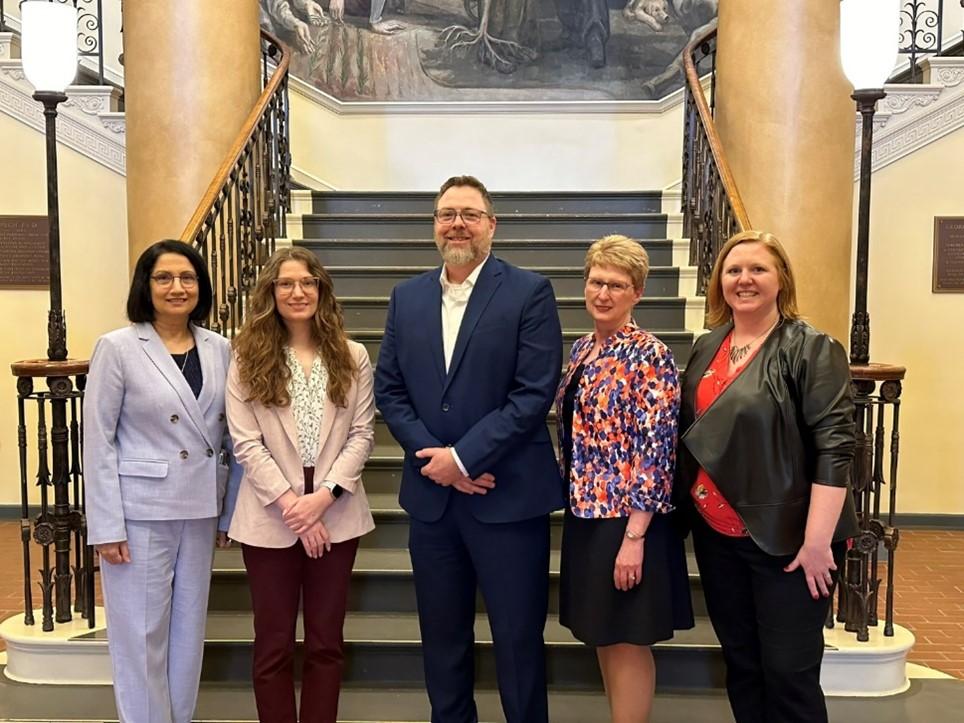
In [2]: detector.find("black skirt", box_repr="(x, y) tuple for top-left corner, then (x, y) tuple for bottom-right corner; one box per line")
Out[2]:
(559, 509), (694, 647)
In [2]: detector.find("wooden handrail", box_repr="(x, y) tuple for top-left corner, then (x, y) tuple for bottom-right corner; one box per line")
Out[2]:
(180, 29), (290, 242)
(681, 27), (751, 231)
(680, 26), (752, 295)
(179, 28), (292, 335)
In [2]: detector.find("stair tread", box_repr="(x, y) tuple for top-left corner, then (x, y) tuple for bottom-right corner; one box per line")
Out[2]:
(339, 295), (685, 303)
(302, 212), (668, 220)
(327, 265), (681, 272)
(299, 238), (675, 244)
(351, 327), (693, 337)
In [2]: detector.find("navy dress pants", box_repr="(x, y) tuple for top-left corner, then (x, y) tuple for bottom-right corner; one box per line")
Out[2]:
(409, 492), (551, 723)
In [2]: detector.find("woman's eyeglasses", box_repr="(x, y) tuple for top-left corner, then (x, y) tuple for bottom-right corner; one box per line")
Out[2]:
(585, 278), (633, 294)
(151, 272), (198, 289)
(273, 277), (321, 294)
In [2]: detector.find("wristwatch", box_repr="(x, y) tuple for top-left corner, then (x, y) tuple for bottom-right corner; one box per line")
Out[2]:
(321, 481), (343, 499)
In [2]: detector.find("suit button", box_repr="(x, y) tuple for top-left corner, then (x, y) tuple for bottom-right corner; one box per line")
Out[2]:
(442, 403), (450, 412)
(218, 413), (225, 422)
(206, 448), (214, 457)
(170, 414), (179, 423)
(179, 450), (189, 459)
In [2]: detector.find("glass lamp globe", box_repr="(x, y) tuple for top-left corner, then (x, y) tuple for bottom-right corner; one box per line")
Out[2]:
(840, 0), (901, 90)
(21, 1), (78, 94)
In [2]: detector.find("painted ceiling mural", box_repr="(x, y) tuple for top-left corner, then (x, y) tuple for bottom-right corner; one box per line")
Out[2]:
(260, 0), (718, 102)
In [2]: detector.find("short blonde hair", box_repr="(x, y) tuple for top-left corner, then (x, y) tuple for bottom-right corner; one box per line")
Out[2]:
(705, 230), (801, 328)
(583, 234), (650, 291)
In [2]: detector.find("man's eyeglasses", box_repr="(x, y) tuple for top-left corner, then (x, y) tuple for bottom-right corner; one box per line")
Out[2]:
(273, 277), (321, 294)
(433, 208), (491, 225)
(586, 278), (634, 295)
(151, 272), (199, 289)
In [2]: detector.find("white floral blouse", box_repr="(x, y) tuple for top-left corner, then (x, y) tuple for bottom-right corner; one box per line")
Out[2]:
(284, 348), (329, 466)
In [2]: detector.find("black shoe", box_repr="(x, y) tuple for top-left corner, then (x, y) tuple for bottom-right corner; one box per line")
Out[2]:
(586, 28), (606, 69)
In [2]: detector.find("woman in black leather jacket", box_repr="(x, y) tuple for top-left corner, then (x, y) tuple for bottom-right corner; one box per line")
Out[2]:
(677, 230), (858, 723)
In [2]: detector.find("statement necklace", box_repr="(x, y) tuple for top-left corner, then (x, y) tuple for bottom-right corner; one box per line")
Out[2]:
(728, 319), (779, 366)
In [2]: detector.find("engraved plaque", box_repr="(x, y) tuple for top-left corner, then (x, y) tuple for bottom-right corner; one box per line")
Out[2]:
(933, 217), (964, 293)
(0, 216), (50, 288)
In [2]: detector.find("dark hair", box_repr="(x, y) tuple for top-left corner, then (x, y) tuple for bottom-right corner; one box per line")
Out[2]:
(435, 175), (495, 215)
(126, 240), (213, 323)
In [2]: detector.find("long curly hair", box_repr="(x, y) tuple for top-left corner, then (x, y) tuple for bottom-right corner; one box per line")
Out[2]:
(233, 247), (356, 408)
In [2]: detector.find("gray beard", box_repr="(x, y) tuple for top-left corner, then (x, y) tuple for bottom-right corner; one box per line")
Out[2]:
(439, 243), (481, 266)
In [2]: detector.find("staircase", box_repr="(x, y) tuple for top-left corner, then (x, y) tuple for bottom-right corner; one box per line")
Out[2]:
(4, 188), (944, 721)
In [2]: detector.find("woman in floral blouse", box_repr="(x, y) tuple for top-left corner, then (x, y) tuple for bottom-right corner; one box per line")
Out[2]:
(226, 247), (375, 723)
(555, 235), (693, 723)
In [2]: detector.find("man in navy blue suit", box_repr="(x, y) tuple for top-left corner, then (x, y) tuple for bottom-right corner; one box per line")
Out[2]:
(375, 175), (564, 723)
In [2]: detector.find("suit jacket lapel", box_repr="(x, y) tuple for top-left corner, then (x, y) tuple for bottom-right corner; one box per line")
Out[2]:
(425, 273), (446, 385)
(277, 402), (301, 456)
(313, 396), (338, 466)
(443, 257), (502, 395)
(136, 322), (213, 448)
(194, 328), (217, 416)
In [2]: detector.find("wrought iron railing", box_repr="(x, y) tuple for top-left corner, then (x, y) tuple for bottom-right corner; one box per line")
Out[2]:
(828, 365), (905, 641)
(181, 29), (291, 336)
(680, 28), (750, 296)
(681, 25), (907, 643)
(12, 360), (95, 630)
(897, 0), (964, 83)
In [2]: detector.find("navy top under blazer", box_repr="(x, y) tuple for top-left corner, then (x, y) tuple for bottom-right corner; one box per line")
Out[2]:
(84, 322), (239, 545)
(375, 256), (566, 524)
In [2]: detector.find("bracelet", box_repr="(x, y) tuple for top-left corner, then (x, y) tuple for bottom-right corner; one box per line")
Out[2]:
(625, 528), (646, 541)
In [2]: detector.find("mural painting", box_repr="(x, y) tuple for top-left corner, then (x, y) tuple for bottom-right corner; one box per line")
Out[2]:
(260, 0), (717, 102)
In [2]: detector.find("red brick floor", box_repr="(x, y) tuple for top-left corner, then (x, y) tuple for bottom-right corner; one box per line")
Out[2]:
(0, 521), (961, 678)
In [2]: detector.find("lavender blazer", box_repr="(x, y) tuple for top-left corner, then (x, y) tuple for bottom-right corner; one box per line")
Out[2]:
(225, 341), (376, 547)
(83, 322), (237, 546)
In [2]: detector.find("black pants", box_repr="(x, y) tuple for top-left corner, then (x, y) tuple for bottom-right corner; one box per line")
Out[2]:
(692, 517), (845, 723)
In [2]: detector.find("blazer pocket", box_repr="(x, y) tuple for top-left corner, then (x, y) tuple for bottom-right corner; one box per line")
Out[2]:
(117, 458), (169, 479)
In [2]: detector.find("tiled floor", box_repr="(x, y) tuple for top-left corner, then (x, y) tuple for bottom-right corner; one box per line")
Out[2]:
(1, 520), (961, 678)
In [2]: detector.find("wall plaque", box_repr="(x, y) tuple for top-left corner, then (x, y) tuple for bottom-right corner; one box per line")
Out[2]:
(933, 217), (964, 293)
(0, 216), (50, 289)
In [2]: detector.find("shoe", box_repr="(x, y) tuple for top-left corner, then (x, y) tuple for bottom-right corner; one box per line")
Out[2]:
(586, 28), (606, 69)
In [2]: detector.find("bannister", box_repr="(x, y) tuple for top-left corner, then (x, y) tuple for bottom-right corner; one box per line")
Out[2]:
(181, 29), (292, 336)
(680, 28), (750, 296)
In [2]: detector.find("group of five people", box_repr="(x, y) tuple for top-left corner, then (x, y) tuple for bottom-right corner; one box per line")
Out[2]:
(84, 175), (857, 723)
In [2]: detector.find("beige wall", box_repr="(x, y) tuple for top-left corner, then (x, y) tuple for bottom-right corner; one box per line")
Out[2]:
(862, 128), (964, 515)
(0, 115), (129, 507)
(289, 90), (686, 191)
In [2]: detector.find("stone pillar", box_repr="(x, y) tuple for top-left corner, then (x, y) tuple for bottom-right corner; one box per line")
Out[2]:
(124, 0), (260, 266)
(715, 0), (856, 344)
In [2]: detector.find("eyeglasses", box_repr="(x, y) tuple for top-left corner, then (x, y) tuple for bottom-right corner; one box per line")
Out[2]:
(151, 272), (199, 288)
(433, 208), (491, 225)
(586, 278), (634, 294)
(273, 277), (321, 294)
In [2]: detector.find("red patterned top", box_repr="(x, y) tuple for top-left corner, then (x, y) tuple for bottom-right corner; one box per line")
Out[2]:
(690, 333), (763, 537)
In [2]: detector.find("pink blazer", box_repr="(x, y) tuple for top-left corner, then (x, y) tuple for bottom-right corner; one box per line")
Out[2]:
(226, 341), (376, 547)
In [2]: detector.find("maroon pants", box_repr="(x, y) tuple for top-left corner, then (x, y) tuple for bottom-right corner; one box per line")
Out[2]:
(242, 472), (359, 722)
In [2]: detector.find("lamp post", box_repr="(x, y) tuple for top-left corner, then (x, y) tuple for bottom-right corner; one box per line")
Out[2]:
(840, 0), (900, 366)
(19, 0), (83, 629)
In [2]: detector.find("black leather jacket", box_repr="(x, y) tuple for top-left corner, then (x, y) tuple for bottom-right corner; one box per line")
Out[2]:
(676, 319), (860, 556)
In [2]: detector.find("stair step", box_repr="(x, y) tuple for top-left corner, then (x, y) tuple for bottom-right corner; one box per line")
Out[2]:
(299, 238), (676, 266)
(300, 214), (668, 240)
(339, 296), (685, 331)
(306, 190), (664, 215)
(351, 327), (694, 369)
(329, 265), (682, 297)
(208, 546), (705, 617)
(75, 611), (720, 689)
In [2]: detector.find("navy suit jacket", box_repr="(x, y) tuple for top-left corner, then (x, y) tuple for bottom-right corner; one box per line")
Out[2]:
(374, 256), (565, 524)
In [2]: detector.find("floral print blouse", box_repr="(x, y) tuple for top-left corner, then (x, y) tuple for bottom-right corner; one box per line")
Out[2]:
(554, 322), (680, 518)
(284, 348), (329, 466)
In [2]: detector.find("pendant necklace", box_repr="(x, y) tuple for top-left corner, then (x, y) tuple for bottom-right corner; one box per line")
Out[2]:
(177, 346), (194, 373)
(728, 319), (779, 366)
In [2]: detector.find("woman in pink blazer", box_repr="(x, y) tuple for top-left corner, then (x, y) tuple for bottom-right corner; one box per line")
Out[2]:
(226, 247), (375, 723)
